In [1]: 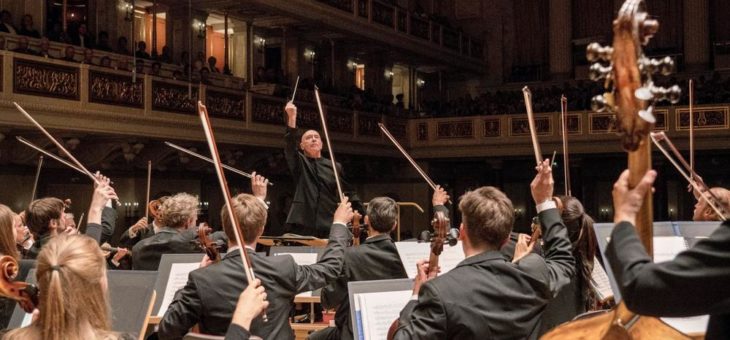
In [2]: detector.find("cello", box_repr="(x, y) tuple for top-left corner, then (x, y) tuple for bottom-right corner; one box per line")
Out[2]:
(542, 1), (687, 338)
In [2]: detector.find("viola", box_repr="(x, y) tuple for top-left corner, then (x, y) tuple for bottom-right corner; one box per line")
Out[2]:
(0, 256), (38, 313)
(196, 224), (221, 263)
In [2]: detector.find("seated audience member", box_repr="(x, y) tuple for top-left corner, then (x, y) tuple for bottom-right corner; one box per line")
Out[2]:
(18, 14), (40, 38)
(46, 22), (66, 43)
(0, 204), (22, 328)
(69, 23), (94, 49)
(207, 56), (220, 73)
(150, 61), (162, 76)
(61, 45), (77, 62)
(0, 10), (16, 34)
(135, 59), (145, 75)
(158, 173), (353, 339)
(96, 31), (113, 52)
(158, 45), (172, 63)
(312, 192), (441, 340)
(82, 48), (95, 65)
(538, 196), (599, 335)
(37, 37), (51, 58)
(225, 279), (270, 340)
(200, 67), (212, 85)
(179, 51), (190, 75)
(391, 159), (574, 339)
(135, 41), (150, 59)
(131, 193), (202, 270)
(172, 70), (184, 80)
(3, 234), (135, 340)
(606, 170), (730, 338)
(116, 36), (130, 55)
(11, 36), (35, 55)
(692, 187), (730, 222)
(99, 56), (112, 68)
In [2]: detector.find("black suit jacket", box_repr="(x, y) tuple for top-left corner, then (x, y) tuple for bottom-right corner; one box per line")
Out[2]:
(393, 208), (575, 340)
(606, 220), (730, 339)
(118, 220), (157, 248)
(158, 222), (351, 340)
(284, 127), (362, 237)
(27, 207), (116, 259)
(131, 227), (201, 270)
(225, 324), (251, 340)
(319, 233), (408, 340)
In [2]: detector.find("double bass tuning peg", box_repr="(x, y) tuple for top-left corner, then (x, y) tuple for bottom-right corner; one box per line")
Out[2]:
(641, 56), (675, 76)
(586, 43), (613, 62)
(589, 63), (612, 81)
(634, 85), (682, 104)
(591, 95), (609, 112)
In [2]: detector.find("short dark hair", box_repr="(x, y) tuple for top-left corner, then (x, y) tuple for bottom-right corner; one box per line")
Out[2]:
(366, 197), (398, 233)
(26, 198), (65, 238)
(458, 187), (513, 247)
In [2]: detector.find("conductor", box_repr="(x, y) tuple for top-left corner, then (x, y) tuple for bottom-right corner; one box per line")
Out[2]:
(284, 101), (363, 238)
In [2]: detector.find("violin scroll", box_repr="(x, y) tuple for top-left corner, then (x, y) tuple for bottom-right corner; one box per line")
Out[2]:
(0, 256), (38, 313)
(196, 224), (221, 263)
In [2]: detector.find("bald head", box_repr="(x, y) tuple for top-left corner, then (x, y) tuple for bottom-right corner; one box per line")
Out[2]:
(300, 129), (322, 158)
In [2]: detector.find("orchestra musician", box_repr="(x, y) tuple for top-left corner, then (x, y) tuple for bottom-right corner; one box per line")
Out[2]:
(0, 204), (22, 329)
(158, 174), (353, 339)
(692, 187), (730, 222)
(308, 190), (442, 340)
(606, 169), (730, 338)
(390, 159), (574, 339)
(284, 101), (363, 237)
(118, 193), (171, 249)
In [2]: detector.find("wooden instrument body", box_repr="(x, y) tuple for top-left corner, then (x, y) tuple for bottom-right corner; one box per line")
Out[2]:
(0, 255), (38, 313)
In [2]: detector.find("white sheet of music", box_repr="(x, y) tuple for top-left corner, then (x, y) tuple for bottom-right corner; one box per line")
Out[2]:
(589, 259), (614, 301)
(356, 290), (412, 340)
(652, 236), (688, 263)
(157, 262), (200, 316)
(276, 252), (318, 297)
(395, 241), (465, 279)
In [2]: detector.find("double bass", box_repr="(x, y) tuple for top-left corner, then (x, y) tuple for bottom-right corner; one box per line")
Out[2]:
(543, 0), (687, 338)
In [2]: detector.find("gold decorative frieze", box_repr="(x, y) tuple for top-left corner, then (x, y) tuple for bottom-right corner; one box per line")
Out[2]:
(437, 120), (473, 139)
(386, 118), (407, 139)
(558, 114), (582, 135)
(206, 89), (245, 120)
(417, 122), (428, 141)
(589, 113), (615, 134)
(358, 114), (381, 136)
(484, 118), (501, 137)
(510, 115), (552, 136)
(325, 107), (353, 134)
(152, 81), (198, 114)
(89, 71), (143, 108)
(654, 109), (668, 131)
(676, 106), (729, 130)
(14, 58), (79, 100)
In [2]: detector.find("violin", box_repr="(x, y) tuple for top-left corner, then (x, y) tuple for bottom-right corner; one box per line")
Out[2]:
(196, 224), (221, 263)
(0, 256), (38, 313)
(352, 211), (362, 246)
(387, 211), (456, 339)
(101, 243), (131, 258)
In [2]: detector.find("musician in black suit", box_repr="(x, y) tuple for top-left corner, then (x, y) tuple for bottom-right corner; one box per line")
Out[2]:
(132, 193), (202, 270)
(310, 190), (436, 340)
(284, 101), (363, 238)
(606, 169), (730, 339)
(158, 173), (353, 339)
(224, 278), (270, 340)
(118, 193), (171, 248)
(392, 159), (575, 339)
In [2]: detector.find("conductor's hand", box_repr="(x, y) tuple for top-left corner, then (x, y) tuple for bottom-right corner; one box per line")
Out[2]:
(285, 101), (297, 128)
(530, 159), (554, 205)
(251, 171), (269, 201)
(612, 169), (656, 225)
(333, 197), (354, 225)
(231, 279), (268, 331)
(432, 185), (450, 207)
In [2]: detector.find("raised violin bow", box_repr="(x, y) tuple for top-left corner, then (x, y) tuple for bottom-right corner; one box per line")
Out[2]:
(560, 95), (571, 196)
(145, 160), (152, 221)
(30, 155), (44, 204)
(197, 101), (267, 321)
(378, 123), (451, 204)
(314, 85), (345, 201)
(522, 86), (543, 166)
(165, 141), (273, 186)
(689, 79), (695, 174)
(17, 136), (86, 176)
(650, 132), (727, 221)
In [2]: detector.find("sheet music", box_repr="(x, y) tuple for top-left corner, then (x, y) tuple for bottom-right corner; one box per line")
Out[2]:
(157, 262), (200, 316)
(590, 258), (614, 301)
(356, 290), (412, 340)
(653, 236), (688, 263)
(661, 315), (709, 335)
(20, 311), (31, 327)
(276, 253), (318, 297)
(395, 241), (465, 279)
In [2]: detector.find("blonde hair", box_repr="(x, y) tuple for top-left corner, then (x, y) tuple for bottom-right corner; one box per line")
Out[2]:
(221, 194), (267, 245)
(0, 205), (19, 260)
(4, 235), (113, 340)
(159, 193), (199, 229)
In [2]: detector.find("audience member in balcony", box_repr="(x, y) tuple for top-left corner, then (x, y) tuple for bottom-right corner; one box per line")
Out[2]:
(158, 45), (172, 64)
(61, 45), (77, 62)
(135, 59), (145, 75)
(196, 51), (206, 64)
(200, 67), (212, 85)
(69, 23), (95, 49)
(18, 14), (40, 38)
(208, 56), (220, 73)
(255, 66), (266, 83)
(11, 36), (35, 55)
(135, 41), (150, 59)
(0, 10), (17, 34)
(179, 51), (191, 75)
(100, 56), (112, 68)
(117, 36), (131, 55)
(192, 59), (204, 74)
(82, 48), (95, 65)
(47, 22), (67, 43)
(96, 31), (113, 52)
(38, 37), (51, 58)
(172, 70), (184, 80)
(151, 62), (162, 76)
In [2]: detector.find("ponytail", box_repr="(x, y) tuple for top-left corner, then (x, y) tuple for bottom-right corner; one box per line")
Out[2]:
(42, 264), (67, 340)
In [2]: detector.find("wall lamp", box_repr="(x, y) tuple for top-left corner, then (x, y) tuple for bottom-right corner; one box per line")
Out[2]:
(255, 36), (266, 53)
(384, 69), (394, 80)
(123, 2), (134, 22)
(305, 49), (316, 64)
(195, 21), (206, 39)
(416, 78), (426, 87)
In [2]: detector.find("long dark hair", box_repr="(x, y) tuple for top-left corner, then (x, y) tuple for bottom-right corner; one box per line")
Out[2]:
(557, 196), (598, 310)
